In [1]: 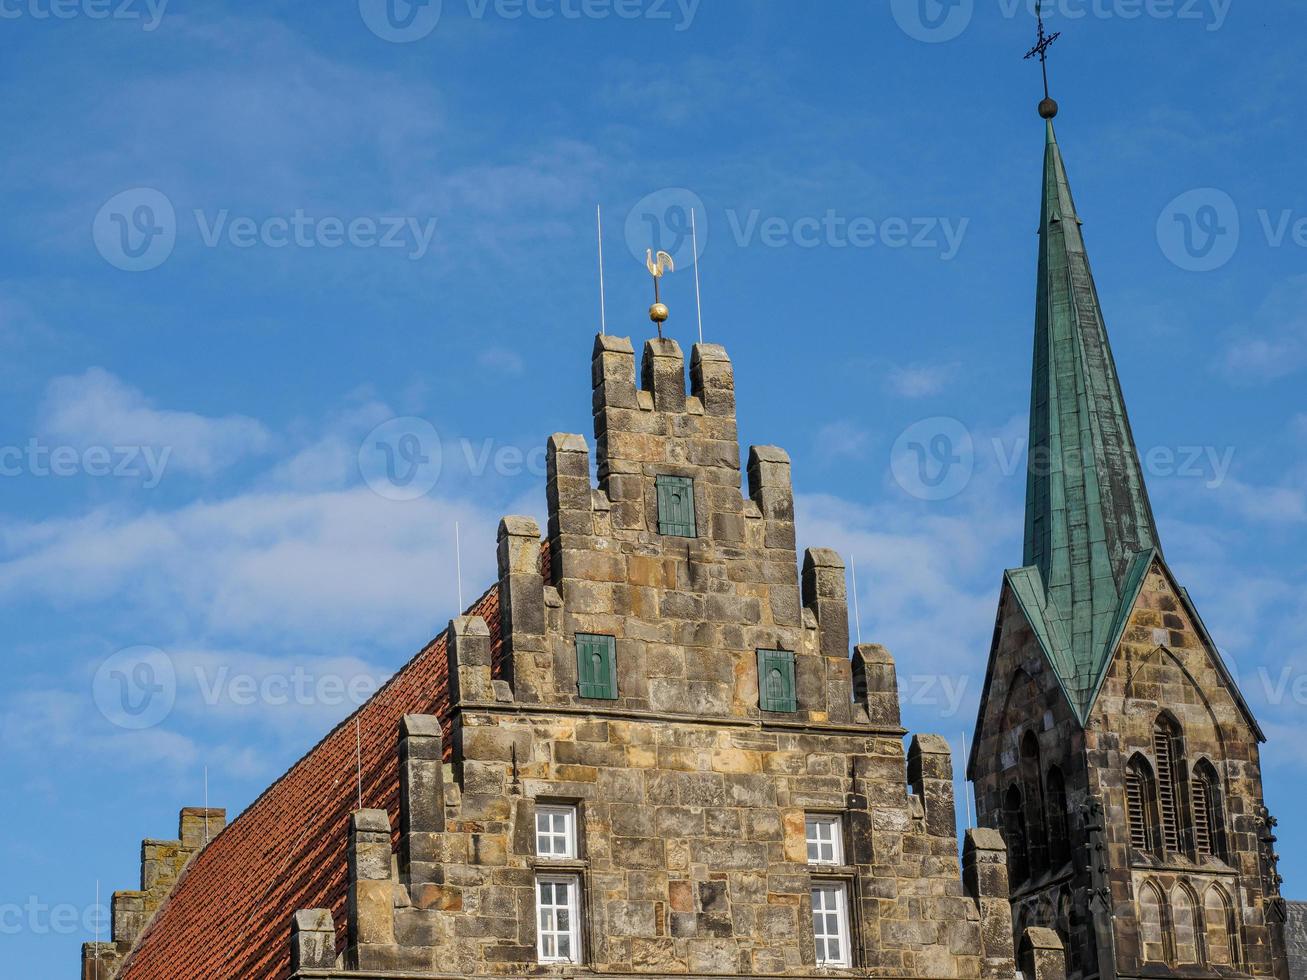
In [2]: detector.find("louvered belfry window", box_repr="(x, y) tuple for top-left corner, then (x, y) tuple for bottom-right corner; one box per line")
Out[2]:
(1191, 761), (1223, 859)
(655, 475), (696, 537)
(1191, 776), (1211, 856)
(1153, 718), (1182, 853)
(1126, 755), (1157, 854)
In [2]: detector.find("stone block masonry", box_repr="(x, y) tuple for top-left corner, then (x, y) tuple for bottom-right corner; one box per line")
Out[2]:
(278, 334), (1047, 979)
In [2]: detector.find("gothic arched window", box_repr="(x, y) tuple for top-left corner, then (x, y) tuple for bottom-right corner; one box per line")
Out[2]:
(1203, 885), (1237, 967)
(1045, 765), (1070, 868)
(1020, 731), (1048, 875)
(1138, 880), (1170, 965)
(1003, 783), (1030, 885)
(1191, 759), (1225, 861)
(1153, 714), (1184, 852)
(1172, 884), (1200, 965)
(1126, 754), (1160, 855)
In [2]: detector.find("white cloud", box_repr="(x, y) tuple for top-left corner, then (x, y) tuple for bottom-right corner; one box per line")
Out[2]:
(38, 368), (273, 476)
(477, 346), (526, 377)
(813, 421), (871, 462)
(1221, 274), (1307, 382)
(887, 362), (957, 399)
(0, 487), (502, 648)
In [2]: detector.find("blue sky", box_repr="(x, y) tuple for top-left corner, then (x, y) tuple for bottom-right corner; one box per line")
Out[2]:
(2, 0), (1305, 972)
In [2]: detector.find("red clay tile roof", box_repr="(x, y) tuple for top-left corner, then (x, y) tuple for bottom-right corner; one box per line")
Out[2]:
(116, 584), (502, 980)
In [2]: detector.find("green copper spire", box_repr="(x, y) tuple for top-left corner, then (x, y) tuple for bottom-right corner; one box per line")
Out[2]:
(1018, 118), (1162, 714)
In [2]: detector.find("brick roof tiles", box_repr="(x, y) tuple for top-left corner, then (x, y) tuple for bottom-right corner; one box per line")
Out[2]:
(116, 585), (502, 980)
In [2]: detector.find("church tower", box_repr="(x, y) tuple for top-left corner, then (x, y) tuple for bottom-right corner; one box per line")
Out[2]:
(967, 96), (1291, 980)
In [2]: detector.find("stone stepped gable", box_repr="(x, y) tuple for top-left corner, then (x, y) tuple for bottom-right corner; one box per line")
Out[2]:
(85, 333), (1061, 980)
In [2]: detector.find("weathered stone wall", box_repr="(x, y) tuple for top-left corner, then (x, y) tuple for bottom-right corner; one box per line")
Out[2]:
(81, 807), (227, 980)
(289, 334), (1027, 979)
(1285, 903), (1306, 980)
(972, 558), (1288, 980)
(1091, 561), (1285, 980)
(970, 587), (1103, 980)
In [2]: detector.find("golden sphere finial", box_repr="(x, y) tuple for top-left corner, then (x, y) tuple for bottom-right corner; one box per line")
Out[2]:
(650, 302), (670, 324)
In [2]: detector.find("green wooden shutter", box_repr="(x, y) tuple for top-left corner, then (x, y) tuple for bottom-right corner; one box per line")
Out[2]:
(757, 649), (797, 713)
(656, 475), (696, 537)
(576, 634), (618, 700)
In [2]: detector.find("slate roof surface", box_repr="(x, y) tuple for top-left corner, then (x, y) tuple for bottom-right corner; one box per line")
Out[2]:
(115, 584), (502, 980)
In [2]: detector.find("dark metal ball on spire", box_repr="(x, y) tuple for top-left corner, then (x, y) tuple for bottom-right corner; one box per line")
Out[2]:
(1039, 97), (1059, 119)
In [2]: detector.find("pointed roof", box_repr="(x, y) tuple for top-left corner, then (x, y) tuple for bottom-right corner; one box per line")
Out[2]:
(1019, 118), (1162, 716)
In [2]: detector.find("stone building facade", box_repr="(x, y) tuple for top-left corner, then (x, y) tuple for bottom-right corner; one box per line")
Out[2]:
(83, 334), (1048, 980)
(968, 116), (1290, 980)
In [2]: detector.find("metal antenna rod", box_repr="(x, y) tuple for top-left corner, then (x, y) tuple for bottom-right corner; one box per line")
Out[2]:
(356, 716), (363, 811)
(596, 205), (608, 336)
(455, 521), (464, 612)
(691, 208), (704, 346)
(961, 731), (974, 828)
(850, 557), (863, 645)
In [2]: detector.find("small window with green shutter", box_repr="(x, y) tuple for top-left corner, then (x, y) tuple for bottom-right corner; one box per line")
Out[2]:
(575, 633), (618, 700)
(757, 649), (797, 713)
(655, 475), (696, 538)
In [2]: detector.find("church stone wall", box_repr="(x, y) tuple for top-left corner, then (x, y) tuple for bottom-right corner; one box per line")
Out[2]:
(287, 334), (1033, 979)
(970, 588), (1103, 980)
(973, 559), (1288, 980)
(1089, 561), (1286, 980)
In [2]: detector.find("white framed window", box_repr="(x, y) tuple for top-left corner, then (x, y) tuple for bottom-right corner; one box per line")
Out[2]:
(806, 814), (844, 865)
(811, 883), (852, 968)
(535, 804), (577, 859)
(536, 875), (582, 964)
